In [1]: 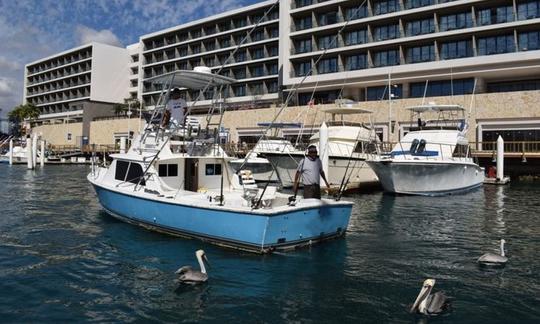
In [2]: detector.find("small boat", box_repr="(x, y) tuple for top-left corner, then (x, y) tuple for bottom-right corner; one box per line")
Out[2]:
(88, 69), (353, 253)
(262, 103), (380, 191)
(0, 145), (29, 164)
(366, 104), (484, 195)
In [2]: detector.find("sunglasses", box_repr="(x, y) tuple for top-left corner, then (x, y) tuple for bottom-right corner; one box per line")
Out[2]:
(308, 150), (317, 154)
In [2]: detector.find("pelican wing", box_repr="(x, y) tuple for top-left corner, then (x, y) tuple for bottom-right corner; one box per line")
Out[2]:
(179, 270), (208, 283)
(426, 291), (449, 315)
(478, 253), (508, 264)
(175, 265), (193, 275)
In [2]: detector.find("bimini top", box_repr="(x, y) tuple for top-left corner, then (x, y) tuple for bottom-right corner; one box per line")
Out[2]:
(145, 69), (236, 90)
(256, 122), (302, 128)
(406, 104), (465, 113)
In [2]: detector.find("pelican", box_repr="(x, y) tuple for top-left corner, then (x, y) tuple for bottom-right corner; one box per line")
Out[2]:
(410, 279), (450, 316)
(175, 250), (210, 284)
(478, 239), (508, 266)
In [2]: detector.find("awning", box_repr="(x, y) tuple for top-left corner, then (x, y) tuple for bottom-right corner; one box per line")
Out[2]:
(144, 70), (236, 90)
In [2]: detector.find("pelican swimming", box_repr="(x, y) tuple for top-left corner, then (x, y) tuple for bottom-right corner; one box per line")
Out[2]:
(478, 239), (508, 266)
(410, 279), (450, 316)
(175, 250), (210, 284)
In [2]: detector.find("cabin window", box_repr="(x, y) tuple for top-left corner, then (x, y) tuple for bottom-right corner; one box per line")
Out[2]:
(205, 163), (222, 176)
(452, 144), (469, 158)
(416, 139), (427, 154)
(115, 160), (129, 181)
(410, 139), (420, 153)
(126, 163), (146, 185)
(158, 164), (178, 177)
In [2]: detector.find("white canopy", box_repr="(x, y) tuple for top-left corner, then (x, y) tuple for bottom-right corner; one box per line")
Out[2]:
(406, 104), (465, 113)
(145, 70), (236, 90)
(322, 107), (373, 115)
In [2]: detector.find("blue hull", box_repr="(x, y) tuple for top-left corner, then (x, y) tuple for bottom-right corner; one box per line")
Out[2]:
(92, 184), (352, 253)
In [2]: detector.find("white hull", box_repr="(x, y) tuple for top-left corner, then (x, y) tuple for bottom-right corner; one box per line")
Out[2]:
(265, 153), (379, 190)
(367, 160), (484, 195)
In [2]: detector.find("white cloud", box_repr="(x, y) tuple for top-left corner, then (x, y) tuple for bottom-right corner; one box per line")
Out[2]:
(0, 57), (20, 71)
(75, 25), (123, 47)
(0, 78), (13, 96)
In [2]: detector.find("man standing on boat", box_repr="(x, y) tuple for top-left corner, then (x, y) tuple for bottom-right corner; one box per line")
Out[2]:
(292, 145), (331, 199)
(162, 88), (187, 129)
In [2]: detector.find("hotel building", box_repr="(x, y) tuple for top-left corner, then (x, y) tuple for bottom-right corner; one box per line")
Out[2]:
(26, 0), (540, 149)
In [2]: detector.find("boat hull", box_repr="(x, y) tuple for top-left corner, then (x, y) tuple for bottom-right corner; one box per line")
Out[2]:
(366, 160), (484, 195)
(91, 182), (352, 253)
(264, 152), (379, 190)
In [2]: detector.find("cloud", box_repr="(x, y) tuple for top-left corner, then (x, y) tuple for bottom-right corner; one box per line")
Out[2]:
(0, 57), (20, 71)
(0, 78), (14, 96)
(75, 25), (123, 47)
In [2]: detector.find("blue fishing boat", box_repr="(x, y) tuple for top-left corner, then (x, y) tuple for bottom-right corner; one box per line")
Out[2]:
(88, 69), (353, 253)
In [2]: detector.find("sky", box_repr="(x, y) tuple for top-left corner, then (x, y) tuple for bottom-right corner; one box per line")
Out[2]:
(0, 0), (261, 118)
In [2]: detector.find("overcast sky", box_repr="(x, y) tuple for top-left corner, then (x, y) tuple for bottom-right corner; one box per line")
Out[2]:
(0, 0), (260, 117)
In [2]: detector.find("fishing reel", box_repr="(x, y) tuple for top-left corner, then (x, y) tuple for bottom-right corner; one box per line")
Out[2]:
(287, 195), (297, 206)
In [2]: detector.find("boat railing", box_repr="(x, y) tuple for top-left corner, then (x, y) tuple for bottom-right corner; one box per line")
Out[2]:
(472, 141), (540, 153)
(384, 140), (473, 162)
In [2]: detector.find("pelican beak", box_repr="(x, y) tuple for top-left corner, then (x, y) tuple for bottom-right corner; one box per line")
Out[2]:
(410, 279), (435, 313)
(203, 254), (211, 269)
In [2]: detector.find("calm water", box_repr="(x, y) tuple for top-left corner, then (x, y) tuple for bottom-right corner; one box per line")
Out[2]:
(0, 164), (539, 323)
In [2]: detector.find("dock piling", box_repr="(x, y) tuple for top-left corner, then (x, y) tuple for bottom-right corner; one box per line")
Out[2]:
(26, 137), (33, 170)
(8, 139), (13, 165)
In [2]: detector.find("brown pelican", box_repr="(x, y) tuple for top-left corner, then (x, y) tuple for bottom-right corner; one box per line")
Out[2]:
(478, 239), (508, 266)
(175, 250), (210, 284)
(410, 279), (450, 316)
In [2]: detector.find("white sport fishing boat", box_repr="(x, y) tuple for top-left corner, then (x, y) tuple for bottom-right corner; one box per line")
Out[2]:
(229, 122), (300, 182)
(262, 104), (380, 191)
(87, 69), (353, 253)
(366, 104), (484, 195)
(0, 145), (28, 164)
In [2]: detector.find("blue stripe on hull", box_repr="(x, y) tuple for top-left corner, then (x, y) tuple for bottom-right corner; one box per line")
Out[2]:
(92, 184), (352, 253)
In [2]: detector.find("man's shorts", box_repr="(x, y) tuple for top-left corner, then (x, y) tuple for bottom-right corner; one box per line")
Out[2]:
(303, 184), (321, 199)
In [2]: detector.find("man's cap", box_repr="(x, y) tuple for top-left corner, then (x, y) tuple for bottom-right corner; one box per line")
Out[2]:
(171, 88), (181, 95)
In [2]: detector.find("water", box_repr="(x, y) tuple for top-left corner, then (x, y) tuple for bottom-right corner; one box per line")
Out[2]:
(0, 164), (539, 323)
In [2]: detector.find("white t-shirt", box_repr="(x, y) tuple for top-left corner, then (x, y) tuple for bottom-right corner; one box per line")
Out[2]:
(297, 157), (322, 185)
(167, 98), (187, 125)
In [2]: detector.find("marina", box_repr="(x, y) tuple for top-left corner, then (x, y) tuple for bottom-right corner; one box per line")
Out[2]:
(1, 164), (539, 322)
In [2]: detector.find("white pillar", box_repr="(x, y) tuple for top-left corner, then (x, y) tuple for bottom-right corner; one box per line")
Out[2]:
(32, 134), (38, 168)
(120, 136), (126, 154)
(8, 139), (13, 165)
(40, 140), (45, 167)
(26, 137), (33, 169)
(496, 135), (504, 180)
(319, 122), (329, 184)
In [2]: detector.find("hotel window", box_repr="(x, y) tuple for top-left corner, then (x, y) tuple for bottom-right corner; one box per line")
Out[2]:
(252, 48), (265, 59)
(345, 6), (368, 21)
(409, 78), (475, 97)
(487, 79), (540, 92)
(519, 31), (540, 51)
(249, 83), (263, 95)
(191, 44), (201, 54)
(178, 47), (188, 56)
(373, 24), (400, 41)
(517, 0), (540, 20)
(405, 0), (435, 10)
(406, 45), (435, 63)
(440, 39), (473, 59)
(219, 38), (230, 48)
(477, 35), (515, 55)
(267, 80), (278, 93)
(235, 50), (247, 62)
(317, 57), (338, 74)
(295, 0), (313, 8)
(234, 18), (247, 28)
(406, 18), (435, 36)
(318, 11), (338, 26)
(204, 41), (215, 51)
(252, 30), (265, 42)
(233, 84), (246, 96)
(439, 12), (473, 31)
(477, 6), (514, 26)
(295, 16), (312, 31)
(233, 68), (246, 79)
(318, 35), (337, 49)
(373, 49), (400, 67)
(204, 57), (215, 67)
(269, 27), (279, 38)
(267, 63), (278, 74)
(295, 61), (312, 76)
(366, 85), (402, 101)
(345, 29), (367, 46)
(295, 38), (312, 53)
(345, 54), (367, 70)
(373, 0), (400, 15)
(250, 65), (264, 77)
(268, 46), (278, 56)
